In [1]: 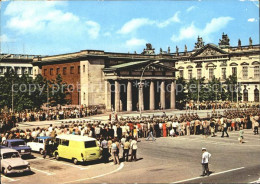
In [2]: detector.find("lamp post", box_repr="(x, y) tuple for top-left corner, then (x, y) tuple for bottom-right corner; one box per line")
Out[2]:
(138, 60), (160, 117)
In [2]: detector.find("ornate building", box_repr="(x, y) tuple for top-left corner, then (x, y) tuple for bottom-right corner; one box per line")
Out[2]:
(20, 33), (260, 111)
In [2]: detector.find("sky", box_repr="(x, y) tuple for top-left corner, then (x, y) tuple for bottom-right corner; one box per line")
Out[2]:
(0, 0), (259, 56)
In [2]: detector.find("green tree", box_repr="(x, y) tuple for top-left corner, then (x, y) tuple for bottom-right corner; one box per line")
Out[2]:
(175, 77), (187, 109)
(204, 76), (224, 101)
(224, 74), (241, 102)
(187, 77), (206, 102)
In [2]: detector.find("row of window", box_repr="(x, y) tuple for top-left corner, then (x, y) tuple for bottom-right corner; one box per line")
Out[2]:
(179, 66), (260, 80)
(43, 65), (88, 76)
(0, 67), (33, 75)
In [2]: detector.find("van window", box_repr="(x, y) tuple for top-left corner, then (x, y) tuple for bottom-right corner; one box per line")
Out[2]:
(61, 139), (69, 146)
(85, 141), (97, 148)
(39, 139), (43, 143)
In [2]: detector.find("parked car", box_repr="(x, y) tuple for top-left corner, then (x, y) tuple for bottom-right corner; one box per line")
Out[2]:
(2, 139), (31, 157)
(0, 148), (31, 175)
(53, 134), (101, 165)
(27, 136), (52, 155)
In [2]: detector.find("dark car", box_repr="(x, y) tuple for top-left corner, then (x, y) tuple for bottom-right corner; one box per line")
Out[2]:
(1, 139), (31, 157)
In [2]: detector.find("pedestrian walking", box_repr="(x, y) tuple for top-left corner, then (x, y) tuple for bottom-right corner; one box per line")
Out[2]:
(201, 148), (211, 176)
(253, 119), (259, 135)
(146, 127), (156, 141)
(221, 120), (229, 137)
(123, 138), (130, 162)
(43, 139), (51, 159)
(238, 127), (244, 144)
(210, 120), (215, 137)
(100, 138), (109, 163)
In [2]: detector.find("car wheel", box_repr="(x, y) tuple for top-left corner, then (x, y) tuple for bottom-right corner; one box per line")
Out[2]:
(73, 158), (78, 165)
(40, 149), (44, 155)
(55, 153), (60, 160)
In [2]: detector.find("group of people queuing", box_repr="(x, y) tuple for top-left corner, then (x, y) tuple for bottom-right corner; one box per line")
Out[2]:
(0, 106), (100, 132)
(185, 101), (259, 111)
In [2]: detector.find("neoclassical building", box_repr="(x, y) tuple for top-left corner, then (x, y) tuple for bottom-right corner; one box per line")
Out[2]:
(175, 34), (260, 103)
(30, 33), (260, 111)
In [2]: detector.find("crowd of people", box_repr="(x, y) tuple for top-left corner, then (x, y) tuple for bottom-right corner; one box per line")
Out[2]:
(1, 108), (259, 163)
(0, 106), (101, 132)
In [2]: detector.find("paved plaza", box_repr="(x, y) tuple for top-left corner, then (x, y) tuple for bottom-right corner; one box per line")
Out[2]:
(2, 127), (259, 184)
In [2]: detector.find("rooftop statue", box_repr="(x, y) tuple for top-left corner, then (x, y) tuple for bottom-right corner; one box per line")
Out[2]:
(194, 36), (204, 49)
(219, 32), (230, 48)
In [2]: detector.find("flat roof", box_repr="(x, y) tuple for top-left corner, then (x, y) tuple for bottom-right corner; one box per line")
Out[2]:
(56, 134), (97, 142)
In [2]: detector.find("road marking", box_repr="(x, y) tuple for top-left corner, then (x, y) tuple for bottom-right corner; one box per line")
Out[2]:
(171, 167), (245, 184)
(30, 167), (55, 176)
(33, 156), (90, 170)
(0, 174), (20, 182)
(64, 162), (124, 184)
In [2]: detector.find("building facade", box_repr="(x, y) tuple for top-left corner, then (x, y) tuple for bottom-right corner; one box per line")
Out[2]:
(0, 54), (37, 77)
(175, 34), (260, 103)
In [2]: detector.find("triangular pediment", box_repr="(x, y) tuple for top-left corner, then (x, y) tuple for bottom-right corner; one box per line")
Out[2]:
(191, 44), (228, 58)
(103, 60), (176, 72)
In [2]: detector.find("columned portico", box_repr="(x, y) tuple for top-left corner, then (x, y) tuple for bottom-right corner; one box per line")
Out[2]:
(171, 81), (176, 109)
(160, 81), (166, 109)
(150, 80), (155, 110)
(115, 80), (120, 112)
(127, 80), (132, 111)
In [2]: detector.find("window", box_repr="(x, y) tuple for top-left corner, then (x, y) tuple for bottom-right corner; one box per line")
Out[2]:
(232, 67), (237, 77)
(28, 67), (32, 75)
(78, 66), (80, 74)
(209, 68), (214, 80)
(188, 70), (192, 79)
(197, 69), (201, 79)
(243, 88), (248, 102)
(14, 67), (19, 74)
(254, 66), (260, 79)
(70, 66), (74, 74)
(179, 70), (184, 78)
(61, 139), (69, 146)
(44, 69), (47, 76)
(85, 141), (97, 148)
(63, 67), (67, 75)
(50, 68), (54, 75)
(83, 65), (85, 73)
(221, 68), (226, 80)
(56, 68), (60, 75)
(242, 66), (248, 79)
(254, 88), (259, 102)
(0, 67), (3, 74)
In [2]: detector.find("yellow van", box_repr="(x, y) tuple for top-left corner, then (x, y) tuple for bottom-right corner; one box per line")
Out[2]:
(53, 134), (101, 165)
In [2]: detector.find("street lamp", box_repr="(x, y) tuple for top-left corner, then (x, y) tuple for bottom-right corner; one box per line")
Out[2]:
(138, 60), (160, 117)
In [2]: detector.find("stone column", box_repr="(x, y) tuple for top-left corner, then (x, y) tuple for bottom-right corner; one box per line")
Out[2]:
(149, 80), (155, 110)
(138, 83), (144, 111)
(160, 81), (166, 109)
(115, 80), (120, 112)
(105, 81), (112, 111)
(127, 80), (132, 111)
(171, 81), (176, 109)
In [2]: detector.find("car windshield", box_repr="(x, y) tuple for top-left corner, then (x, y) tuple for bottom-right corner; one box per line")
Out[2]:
(3, 152), (20, 159)
(84, 141), (97, 148)
(11, 141), (26, 147)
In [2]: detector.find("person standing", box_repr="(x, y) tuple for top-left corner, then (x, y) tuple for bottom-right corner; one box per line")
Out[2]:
(111, 139), (120, 165)
(123, 138), (130, 162)
(210, 119), (215, 137)
(201, 148), (211, 176)
(101, 138), (109, 163)
(130, 138), (138, 162)
(238, 127), (244, 144)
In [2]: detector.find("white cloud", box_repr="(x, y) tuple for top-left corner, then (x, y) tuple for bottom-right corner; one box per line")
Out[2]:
(4, 1), (99, 39)
(104, 32), (111, 37)
(0, 34), (14, 42)
(248, 18), (257, 22)
(186, 6), (196, 12)
(85, 21), (100, 39)
(117, 18), (155, 34)
(117, 12), (180, 34)
(171, 16), (233, 42)
(157, 12), (180, 28)
(126, 38), (146, 47)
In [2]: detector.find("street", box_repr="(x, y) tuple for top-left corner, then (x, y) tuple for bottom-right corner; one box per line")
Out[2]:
(2, 129), (259, 184)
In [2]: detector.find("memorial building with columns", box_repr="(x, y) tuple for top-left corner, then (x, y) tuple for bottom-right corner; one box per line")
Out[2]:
(32, 33), (260, 111)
